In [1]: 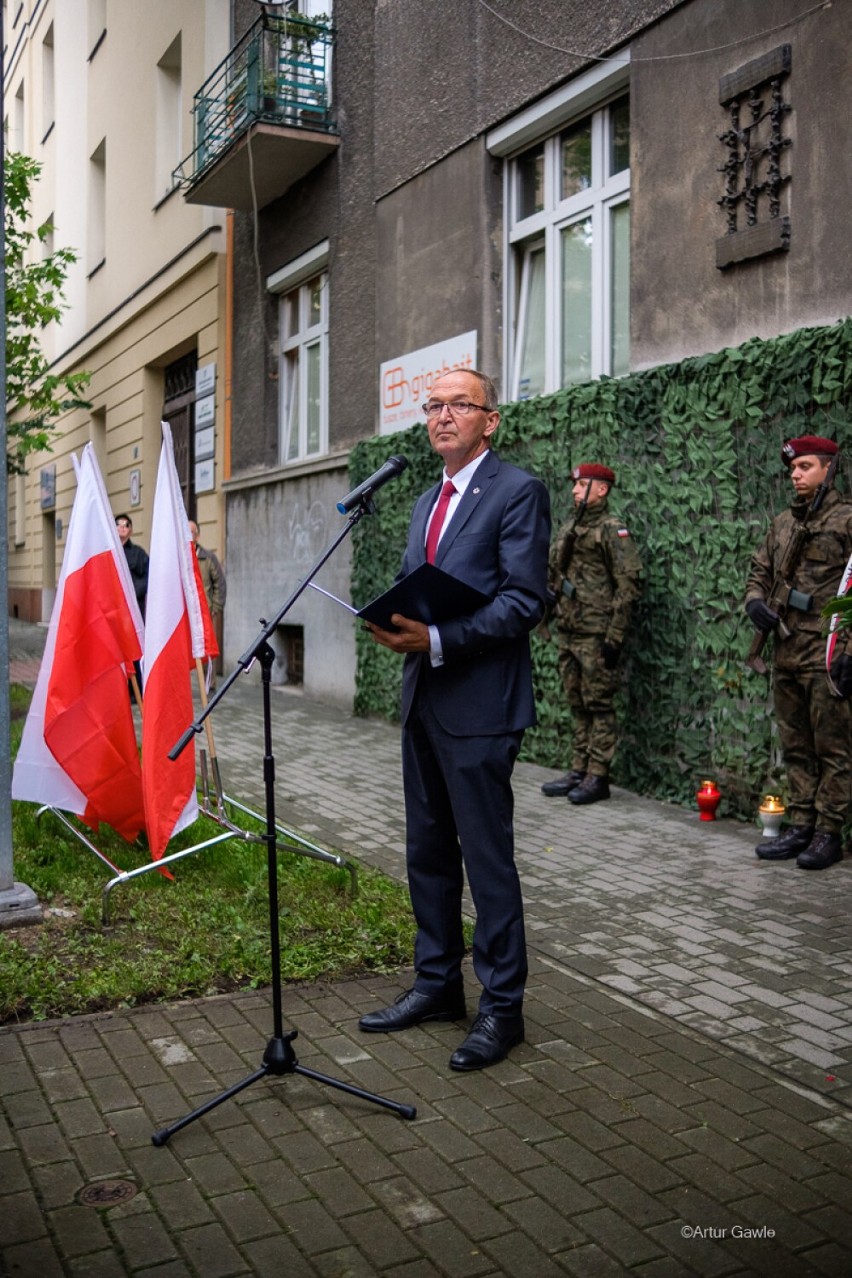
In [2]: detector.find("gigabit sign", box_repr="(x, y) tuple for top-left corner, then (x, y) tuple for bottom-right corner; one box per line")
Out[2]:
(379, 331), (477, 435)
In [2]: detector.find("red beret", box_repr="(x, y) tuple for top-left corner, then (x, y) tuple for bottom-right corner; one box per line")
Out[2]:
(781, 436), (838, 464)
(572, 463), (616, 485)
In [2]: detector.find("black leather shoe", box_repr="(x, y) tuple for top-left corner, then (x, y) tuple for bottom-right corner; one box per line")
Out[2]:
(449, 1012), (525, 1071)
(359, 985), (466, 1033)
(568, 774), (610, 805)
(541, 769), (585, 797)
(797, 830), (843, 870)
(755, 824), (815, 860)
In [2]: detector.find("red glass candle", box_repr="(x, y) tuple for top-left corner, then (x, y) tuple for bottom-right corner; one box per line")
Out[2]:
(696, 778), (721, 821)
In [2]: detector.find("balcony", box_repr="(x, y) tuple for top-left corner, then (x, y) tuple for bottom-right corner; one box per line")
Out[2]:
(175, 12), (338, 211)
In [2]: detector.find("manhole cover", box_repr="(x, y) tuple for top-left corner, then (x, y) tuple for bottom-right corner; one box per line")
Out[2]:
(78, 1179), (138, 1208)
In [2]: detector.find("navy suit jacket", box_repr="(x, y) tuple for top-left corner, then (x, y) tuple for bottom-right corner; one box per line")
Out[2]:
(398, 450), (551, 736)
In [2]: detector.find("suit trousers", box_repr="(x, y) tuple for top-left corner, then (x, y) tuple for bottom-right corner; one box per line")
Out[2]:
(402, 691), (527, 1014)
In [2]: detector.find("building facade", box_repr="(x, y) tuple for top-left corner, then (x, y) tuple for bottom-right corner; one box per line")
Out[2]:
(189, 0), (850, 708)
(5, 0), (230, 623)
(13, 1), (848, 708)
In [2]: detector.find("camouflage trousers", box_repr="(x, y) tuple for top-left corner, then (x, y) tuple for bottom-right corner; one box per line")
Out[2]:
(773, 667), (852, 832)
(557, 635), (621, 776)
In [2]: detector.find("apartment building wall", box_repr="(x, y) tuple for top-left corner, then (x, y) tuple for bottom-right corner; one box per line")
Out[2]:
(630, 0), (852, 367)
(224, 0), (684, 705)
(5, 0), (230, 622)
(222, 0), (850, 709)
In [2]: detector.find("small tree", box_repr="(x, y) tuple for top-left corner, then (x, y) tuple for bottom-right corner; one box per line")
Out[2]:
(5, 151), (90, 474)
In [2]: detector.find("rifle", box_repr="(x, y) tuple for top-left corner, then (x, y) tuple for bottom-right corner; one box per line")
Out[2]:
(746, 452), (840, 675)
(556, 478), (593, 599)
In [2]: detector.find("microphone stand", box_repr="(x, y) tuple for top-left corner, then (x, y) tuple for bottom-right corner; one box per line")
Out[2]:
(152, 497), (416, 1146)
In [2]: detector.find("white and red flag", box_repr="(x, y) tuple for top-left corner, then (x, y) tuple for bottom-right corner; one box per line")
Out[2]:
(141, 422), (217, 859)
(12, 445), (146, 840)
(826, 548), (852, 695)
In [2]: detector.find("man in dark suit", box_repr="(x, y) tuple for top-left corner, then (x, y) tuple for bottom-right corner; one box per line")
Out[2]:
(359, 369), (551, 1070)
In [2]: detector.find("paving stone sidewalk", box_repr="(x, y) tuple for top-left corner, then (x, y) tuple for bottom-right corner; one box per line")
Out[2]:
(3, 624), (852, 1276)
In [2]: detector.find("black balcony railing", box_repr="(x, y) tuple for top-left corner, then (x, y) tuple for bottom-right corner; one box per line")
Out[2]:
(175, 11), (335, 191)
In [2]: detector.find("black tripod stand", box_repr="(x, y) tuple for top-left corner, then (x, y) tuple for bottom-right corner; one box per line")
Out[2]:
(152, 503), (416, 1146)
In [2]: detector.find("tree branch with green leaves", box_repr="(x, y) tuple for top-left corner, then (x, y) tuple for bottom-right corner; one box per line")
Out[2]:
(5, 151), (90, 474)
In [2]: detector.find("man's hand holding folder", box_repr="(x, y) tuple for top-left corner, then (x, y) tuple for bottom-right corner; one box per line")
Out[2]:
(365, 613), (430, 653)
(360, 562), (491, 654)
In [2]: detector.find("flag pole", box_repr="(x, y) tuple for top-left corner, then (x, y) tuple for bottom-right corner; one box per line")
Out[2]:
(129, 672), (144, 723)
(195, 657), (218, 761)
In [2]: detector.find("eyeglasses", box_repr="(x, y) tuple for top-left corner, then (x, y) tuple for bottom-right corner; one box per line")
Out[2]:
(422, 400), (488, 418)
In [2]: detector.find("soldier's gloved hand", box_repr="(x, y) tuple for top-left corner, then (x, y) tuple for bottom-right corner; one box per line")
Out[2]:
(600, 640), (621, 670)
(745, 599), (780, 632)
(830, 653), (852, 699)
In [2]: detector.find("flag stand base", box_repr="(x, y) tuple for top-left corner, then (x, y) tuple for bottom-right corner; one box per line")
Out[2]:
(38, 769), (357, 928)
(151, 498), (417, 1145)
(151, 639), (416, 1146)
(98, 755), (357, 926)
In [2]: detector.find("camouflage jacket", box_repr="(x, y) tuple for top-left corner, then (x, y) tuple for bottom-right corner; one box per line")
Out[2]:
(548, 500), (643, 644)
(745, 487), (852, 671)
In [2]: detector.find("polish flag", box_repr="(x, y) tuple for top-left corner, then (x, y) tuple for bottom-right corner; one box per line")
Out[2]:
(826, 549), (852, 694)
(12, 446), (146, 840)
(191, 532), (220, 691)
(141, 422), (215, 859)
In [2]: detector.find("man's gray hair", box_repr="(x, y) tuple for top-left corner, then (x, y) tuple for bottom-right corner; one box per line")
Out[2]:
(468, 369), (499, 411)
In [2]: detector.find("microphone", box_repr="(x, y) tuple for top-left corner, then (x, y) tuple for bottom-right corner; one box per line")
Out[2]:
(337, 454), (408, 514)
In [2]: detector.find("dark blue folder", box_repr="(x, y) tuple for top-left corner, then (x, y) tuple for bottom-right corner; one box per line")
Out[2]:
(357, 562), (491, 631)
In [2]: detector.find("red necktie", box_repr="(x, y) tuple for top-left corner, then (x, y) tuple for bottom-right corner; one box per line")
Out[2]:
(425, 479), (456, 564)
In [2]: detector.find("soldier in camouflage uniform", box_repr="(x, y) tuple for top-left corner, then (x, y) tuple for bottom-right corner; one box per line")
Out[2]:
(542, 463), (643, 805)
(744, 435), (852, 870)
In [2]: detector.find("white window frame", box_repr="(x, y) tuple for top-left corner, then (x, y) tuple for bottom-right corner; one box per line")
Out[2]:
(487, 56), (631, 400)
(267, 241), (330, 464)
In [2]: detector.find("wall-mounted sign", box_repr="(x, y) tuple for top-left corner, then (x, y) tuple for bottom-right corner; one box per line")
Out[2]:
(195, 363), (216, 397)
(195, 394), (215, 428)
(379, 331), (477, 435)
(195, 458), (215, 494)
(195, 425), (215, 461)
(39, 465), (56, 509)
(129, 469), (141, 507)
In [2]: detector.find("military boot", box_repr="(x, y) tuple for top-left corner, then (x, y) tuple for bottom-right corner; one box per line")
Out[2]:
(796, 830), (843, 871)
(568, 774), (610, 805)
(541, 769), (585, 797)
(755, 824), (815, 860)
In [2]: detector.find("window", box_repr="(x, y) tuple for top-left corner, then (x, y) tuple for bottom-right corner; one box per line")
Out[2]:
(90, 407), (107, 479)
(42, 23), (55, 140)
(43, 212), (55, 260)
(12, 80), (25, 151)
(88, 0), (106, 59)
(279, 274), (328, 462)
(15, 471), (26, 547)
(88, 139), (106, 273)
(268, 242), (330, 464)
(156, 34), (182, 201)
(488, 62), (631, 400)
